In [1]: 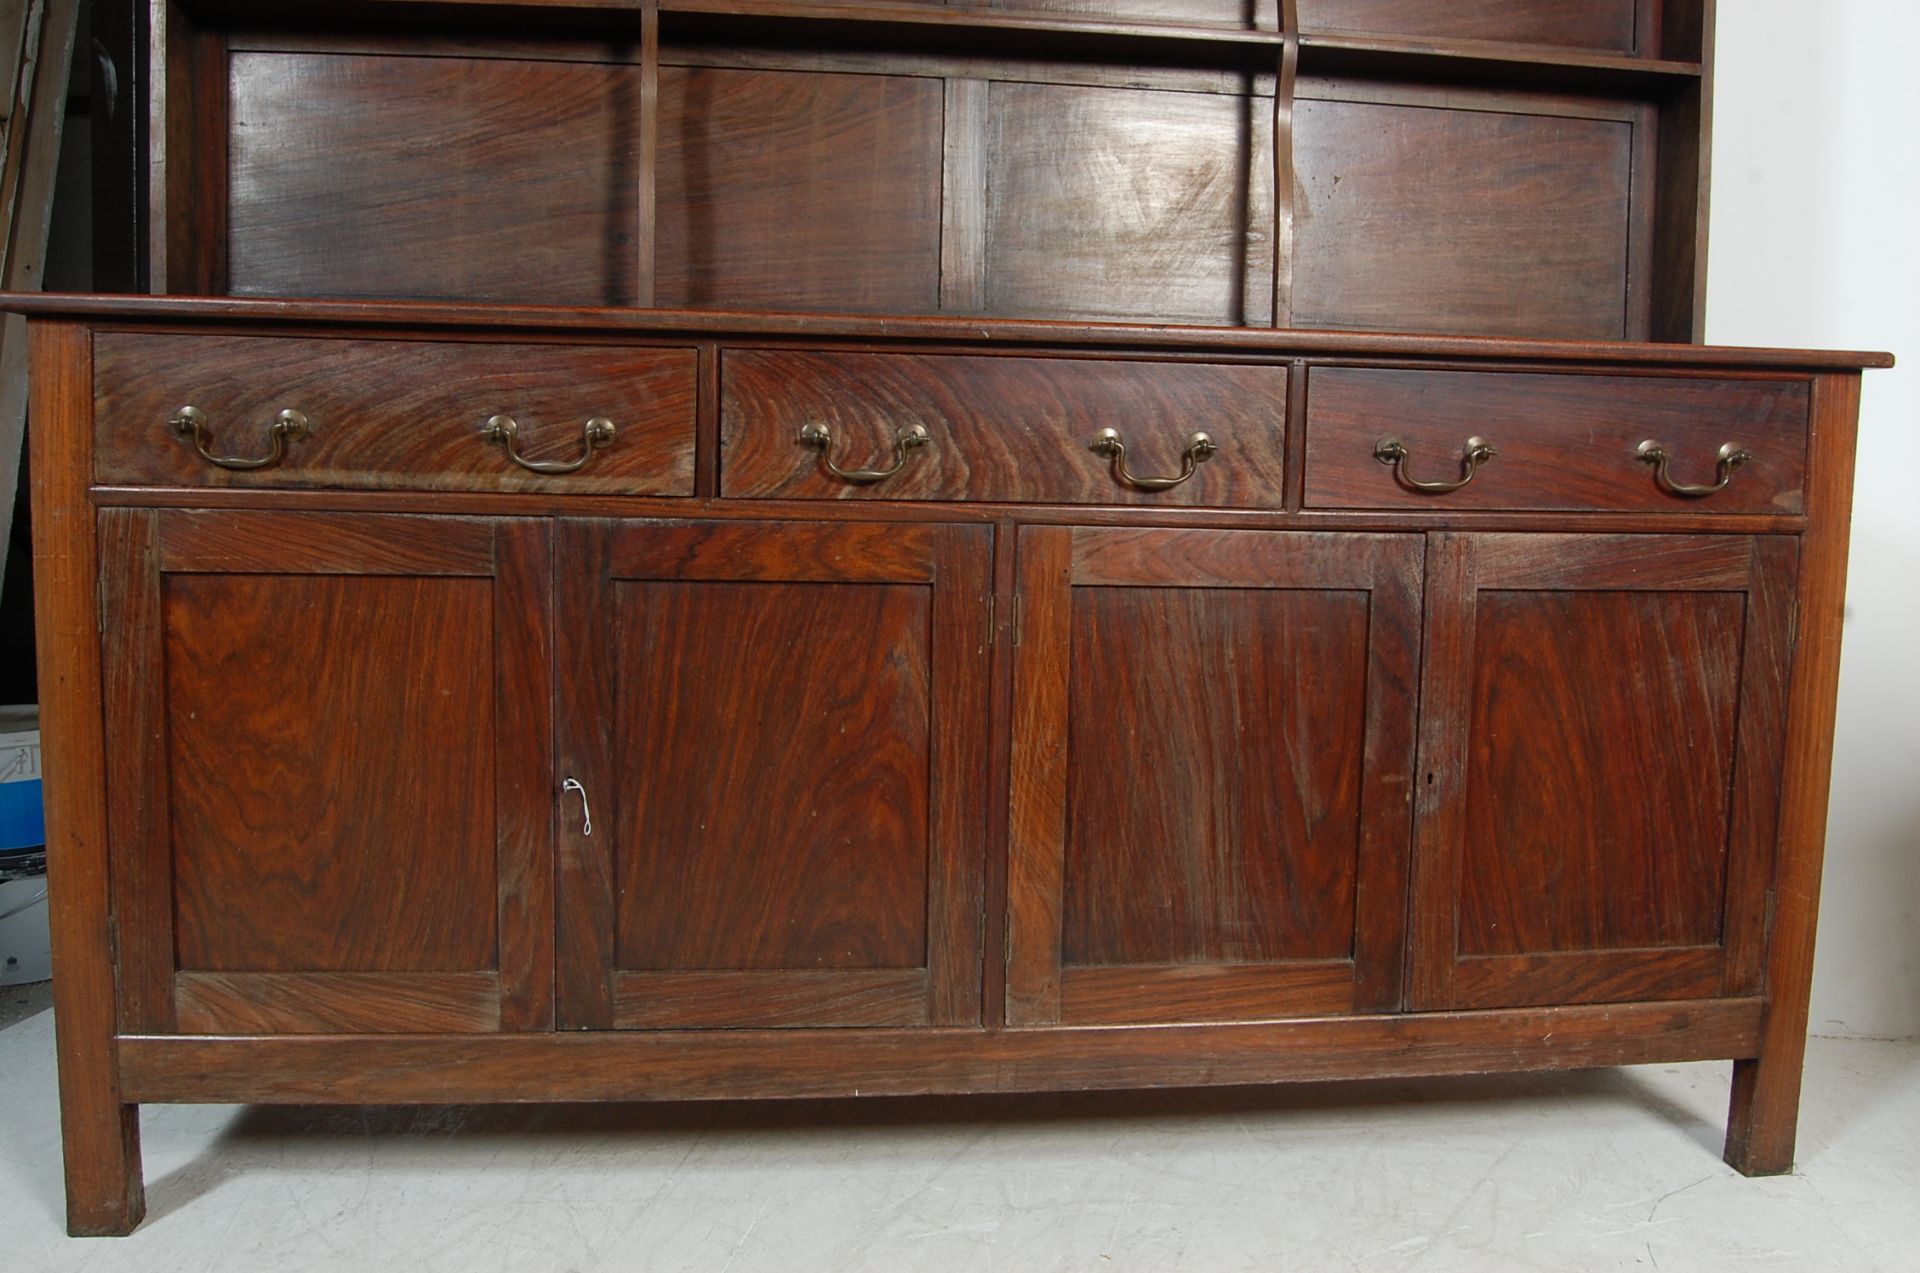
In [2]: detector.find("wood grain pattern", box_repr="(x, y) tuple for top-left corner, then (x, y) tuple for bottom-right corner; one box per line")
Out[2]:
(554, 520), (619, 1028)
(1009, 527), (1419, 1024)
(607, 515), (943, 581)
(165, 572), (499, 972)
(1458, 588), (1745, 955)
(939, 78), (989, 313)
(1295, 0), (1637, 52)
(116, 999), (1768, 1105)
(1304, 367), (1810, 514)
(1292, 94), (1635, 339)
(1452, 948), (1725, 1010)
(29, 322), (146, 1236)
(613, 579), (933, 972)
(637, 1), (661, 306)
(557, 520), (990, 1029)
(611, 970), (931, 1028)
(1059, 963), (1355, 1024)
(94, 333), (698, 495)
(492, 520), (559, 1032)
(99, 511), (175, 1035)
(100, 511), (553, 1038)
(174, 973), (503, 1034)
(722, 351), (1289, 507)
(1005, 527), (1073, 1024)
(657, 66), (944, 313)
(227, 51), (645, 304)
(1726, 372), (1863, 1176)
(1063, 585), (1370, 964)
(156, 508), (497, 576)
(985, 81), (1273, 325)
(1409, 534), (1795, 1012)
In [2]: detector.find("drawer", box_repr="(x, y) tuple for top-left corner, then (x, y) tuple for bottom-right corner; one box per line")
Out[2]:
(721, 351), (1289, 507)
(1303, 367), (1810, 514)
(94, 333), (698, 494)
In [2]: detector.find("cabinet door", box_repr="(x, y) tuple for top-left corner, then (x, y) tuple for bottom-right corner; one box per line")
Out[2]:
(1007, 528), (1423, 1025)
(101, 510), (553, 1033)
(1409, 535), (1796, 1010)
(555, 520), (991, 1029)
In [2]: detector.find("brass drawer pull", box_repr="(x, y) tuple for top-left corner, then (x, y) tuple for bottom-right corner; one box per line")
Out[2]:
(1637, 440), (1753, 498)
(799, 422), (931, 484)
(482, 414), (616, 475)
(171, 405), (311, 471)
(1373, 435), (1496, 494)
(1089, 428), (1216, 491)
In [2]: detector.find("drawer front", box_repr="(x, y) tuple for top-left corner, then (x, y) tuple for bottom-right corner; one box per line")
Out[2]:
(722, 351), (1289, 507)
(95, 333), (698, 495)
(1304, 367), (1810, 514)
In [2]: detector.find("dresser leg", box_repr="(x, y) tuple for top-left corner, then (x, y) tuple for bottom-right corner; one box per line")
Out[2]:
(59, 1103), (145, 1236)
(1723, 1053), (1803, 1176)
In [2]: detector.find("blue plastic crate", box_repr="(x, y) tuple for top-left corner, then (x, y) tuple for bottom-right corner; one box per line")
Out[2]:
(0, 711), (43, 855)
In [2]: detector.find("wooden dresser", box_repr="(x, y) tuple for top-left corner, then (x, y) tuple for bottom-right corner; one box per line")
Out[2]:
(13, 0), (1893, 1236)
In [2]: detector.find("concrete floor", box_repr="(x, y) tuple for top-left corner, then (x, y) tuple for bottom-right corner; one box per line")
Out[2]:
(0, 980), (53, 1030)
(1, 1007), (1914, 1272)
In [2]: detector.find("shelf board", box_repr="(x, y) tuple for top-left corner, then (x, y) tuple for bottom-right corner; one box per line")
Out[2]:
(662, 1), (1287, 71)
(1299, 33), (1701, 92)
(198, 0), (1705, 87)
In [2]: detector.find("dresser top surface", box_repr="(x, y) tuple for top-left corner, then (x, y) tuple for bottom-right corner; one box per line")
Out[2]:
(2, 293), (1893, 372)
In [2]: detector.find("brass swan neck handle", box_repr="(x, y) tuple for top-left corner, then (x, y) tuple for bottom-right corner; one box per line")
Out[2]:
(171, 405), (311, 471)
(1089, 428), (1217, 491)
(1637, 440), (1752, 498)
(482, 414), (617, 475)
(799, 422), (932, 484)
(1373, 435), (1496, 494)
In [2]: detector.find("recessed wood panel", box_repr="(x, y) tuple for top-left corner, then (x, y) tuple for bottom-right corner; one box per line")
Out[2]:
(1008, 528), (1422, 1026)
(166, 573), (498, 972)
(986, 82), (1272, 325)
(612, 580), (933, 971)
(557, 520), (990, 1030)
(95, 333), (698, 495)
(722, 351), (1289, 507)
(1410, 535), (1797, 1013)
(1459, 589), (1745, 955)
(228, 52), (644, 304)
(1304, 367), (1811, 514)
(1292, 97), (1634, 338)
(1064, 586), (1370, 965)
(1297, 0), (1638, 52)
(657, 67), (944, 313)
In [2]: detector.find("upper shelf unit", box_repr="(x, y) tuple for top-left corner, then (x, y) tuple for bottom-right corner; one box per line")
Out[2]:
(152, 0), (1716, 341)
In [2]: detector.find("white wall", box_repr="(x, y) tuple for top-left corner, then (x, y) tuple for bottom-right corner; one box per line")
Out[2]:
(1708, 1), (1920, 1039)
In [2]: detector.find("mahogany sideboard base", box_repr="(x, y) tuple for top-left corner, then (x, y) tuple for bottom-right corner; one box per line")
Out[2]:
(19, 298), (1883, 1237)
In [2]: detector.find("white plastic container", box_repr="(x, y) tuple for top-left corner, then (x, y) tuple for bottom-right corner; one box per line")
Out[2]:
(0, 707), (49, 986)
(0, 874), (50, 985)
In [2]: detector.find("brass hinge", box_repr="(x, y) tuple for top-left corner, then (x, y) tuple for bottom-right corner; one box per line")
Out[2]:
(984, 593), (996, 651)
